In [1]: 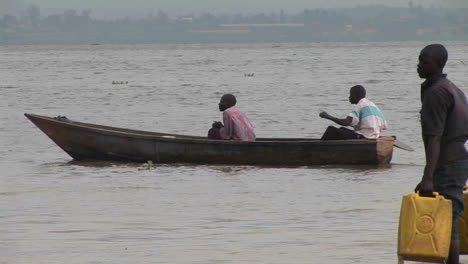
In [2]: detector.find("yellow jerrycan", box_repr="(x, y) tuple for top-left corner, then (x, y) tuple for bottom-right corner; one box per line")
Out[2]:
(397, 192), (452, 263)
(457, 186), (468, 254)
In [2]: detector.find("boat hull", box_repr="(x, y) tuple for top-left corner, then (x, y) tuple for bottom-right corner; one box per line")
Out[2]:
(25, 113), (394, 166)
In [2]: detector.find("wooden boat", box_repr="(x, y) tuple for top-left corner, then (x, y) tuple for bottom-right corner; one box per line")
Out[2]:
(24, 113), (395, 166)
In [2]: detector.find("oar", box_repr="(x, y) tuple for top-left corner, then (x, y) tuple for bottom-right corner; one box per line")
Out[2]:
(394, 138), (414, 151)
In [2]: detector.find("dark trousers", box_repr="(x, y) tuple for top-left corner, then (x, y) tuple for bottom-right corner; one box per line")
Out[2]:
(321, 126), (364, 140)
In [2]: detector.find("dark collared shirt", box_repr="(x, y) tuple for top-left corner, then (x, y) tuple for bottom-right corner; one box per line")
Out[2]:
(420, 74), (468, 164)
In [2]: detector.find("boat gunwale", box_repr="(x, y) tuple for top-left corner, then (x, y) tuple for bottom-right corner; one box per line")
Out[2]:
(24, 113), (391, 146)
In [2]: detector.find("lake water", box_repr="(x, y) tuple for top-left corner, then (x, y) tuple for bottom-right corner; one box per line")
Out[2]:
(1, 42), (468, 264)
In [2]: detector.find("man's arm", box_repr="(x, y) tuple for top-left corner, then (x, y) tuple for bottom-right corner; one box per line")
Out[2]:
(219, 111), (233, 140)
(319, 111), (353, 126)
(415, 135), (441, 195)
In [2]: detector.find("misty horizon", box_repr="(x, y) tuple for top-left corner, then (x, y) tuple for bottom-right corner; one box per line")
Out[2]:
(2, 0), (468, 19)
(2, 2), (468, 45)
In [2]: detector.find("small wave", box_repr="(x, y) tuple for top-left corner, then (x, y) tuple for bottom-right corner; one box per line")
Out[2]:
(66, 160), (138, 167)
(322, 208), (374, 214)
(48, 230), (87, 233)
(373, 71), (394, 74)
(0, 189), (49, 196)
(212, 218), (242, 223)
(389, 162), (423, 167)
(364, 80), (382, 84)
(94, 186), (161, 192)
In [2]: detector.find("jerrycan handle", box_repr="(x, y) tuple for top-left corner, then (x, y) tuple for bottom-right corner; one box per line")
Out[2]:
(417, 191), (438, 198)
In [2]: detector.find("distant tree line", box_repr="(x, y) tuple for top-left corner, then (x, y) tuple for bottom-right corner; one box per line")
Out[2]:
(1, 4), (468, 44)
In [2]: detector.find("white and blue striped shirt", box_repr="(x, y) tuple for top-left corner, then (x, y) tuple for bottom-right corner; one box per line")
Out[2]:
(348, 98), (387, 139)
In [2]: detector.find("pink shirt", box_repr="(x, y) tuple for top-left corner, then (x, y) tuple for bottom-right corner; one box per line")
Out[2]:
(220, 106), (256, 141)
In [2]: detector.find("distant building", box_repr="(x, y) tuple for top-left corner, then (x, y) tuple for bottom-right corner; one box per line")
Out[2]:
(0, 0), (21, 16)
(220, 23), (304, 28)
(179, 17), (193, 23)
(416, 28), (434, 36)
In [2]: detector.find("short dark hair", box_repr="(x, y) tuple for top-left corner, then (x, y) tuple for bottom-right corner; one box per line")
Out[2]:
(350, 85), (366, 98)
(221, 93), (237, 106)
(421, 44), (448, 69)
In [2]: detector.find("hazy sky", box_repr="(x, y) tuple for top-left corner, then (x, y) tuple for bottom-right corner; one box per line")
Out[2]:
(4, 0), (467, 18)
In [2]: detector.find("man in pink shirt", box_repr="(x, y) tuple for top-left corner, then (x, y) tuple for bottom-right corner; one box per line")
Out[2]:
(208, 94), (256, 141)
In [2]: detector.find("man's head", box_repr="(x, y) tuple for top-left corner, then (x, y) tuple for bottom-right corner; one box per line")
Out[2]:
(219, 93), (236, 111)
(417, 44), (448, 79)
(349, 85), (366, 104)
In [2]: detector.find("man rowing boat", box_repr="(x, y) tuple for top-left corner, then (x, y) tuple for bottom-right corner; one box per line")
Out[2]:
(319, 85), (387, 140)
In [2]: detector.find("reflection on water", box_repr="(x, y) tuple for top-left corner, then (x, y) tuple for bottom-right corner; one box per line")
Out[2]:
(2, 42), (468, 263)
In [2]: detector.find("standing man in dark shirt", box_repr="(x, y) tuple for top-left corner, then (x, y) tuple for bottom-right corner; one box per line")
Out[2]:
(415, 43), (468, 264)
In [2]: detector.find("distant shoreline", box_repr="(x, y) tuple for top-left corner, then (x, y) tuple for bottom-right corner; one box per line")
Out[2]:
(2, 5), (467, 45)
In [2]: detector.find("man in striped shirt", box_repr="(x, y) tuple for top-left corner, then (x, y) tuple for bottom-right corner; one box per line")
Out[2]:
(319, 85), (387, 140)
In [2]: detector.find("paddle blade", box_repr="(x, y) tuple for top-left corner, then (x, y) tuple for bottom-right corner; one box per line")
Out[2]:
(394, 139), (414, 151)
